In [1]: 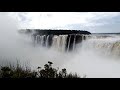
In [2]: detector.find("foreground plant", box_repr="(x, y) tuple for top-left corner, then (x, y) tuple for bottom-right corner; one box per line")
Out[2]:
(0, 61), (84, 78)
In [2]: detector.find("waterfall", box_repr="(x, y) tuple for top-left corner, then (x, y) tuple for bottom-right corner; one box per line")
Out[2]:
(81, 35), (83, 41)
(33, 34), (87, 52)
(80, 35), (120, 57)
(67, 35), (71, 52)
(46, 35), (49, 48)
(31, 33), (120, 78)
(51, 35), (68, 52)
(73, 34), (76, 51)
(52, 35), (58, 49)
(36, 35), (40, 44)
(56, 35), (62, 51)
(19, 31), (120, 78)
(61, 35), (68, 52)
(41, 35), (45, 46)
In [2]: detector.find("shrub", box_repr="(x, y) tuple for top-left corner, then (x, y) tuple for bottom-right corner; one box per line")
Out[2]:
(0, 61), (84, 78)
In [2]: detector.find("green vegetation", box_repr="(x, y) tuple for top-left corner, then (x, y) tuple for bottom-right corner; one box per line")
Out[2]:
(0, 61), (85, 78)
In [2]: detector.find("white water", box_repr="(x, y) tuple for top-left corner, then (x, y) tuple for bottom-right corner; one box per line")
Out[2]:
(46, 35), (49, 47)
(22, 32), (120, 78)
(72, 35), (76, 51)
(34, 35), (69, 52)
(61, 35), (120, 78)
(1, 13), (120, 78)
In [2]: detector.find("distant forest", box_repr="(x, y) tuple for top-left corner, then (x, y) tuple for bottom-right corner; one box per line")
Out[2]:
(19, 29), (91, 35)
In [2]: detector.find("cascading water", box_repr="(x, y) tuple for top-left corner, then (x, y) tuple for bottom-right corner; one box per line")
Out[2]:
(81, 34), (120, 57)
(72, 34), (76, 51)
(25, 32), (120, 77)
(52, 35), (58, 50)
(46, 35), (49, 48)
(61, 34), (120, 78)
(34, 34), (78, 52)
(67, 35), (71, 52)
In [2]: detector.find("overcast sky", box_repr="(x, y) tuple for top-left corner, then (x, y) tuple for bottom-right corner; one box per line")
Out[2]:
(8, 12), (120, 33)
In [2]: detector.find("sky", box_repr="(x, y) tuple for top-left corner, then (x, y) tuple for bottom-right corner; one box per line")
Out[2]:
(7, 12), (120, 33)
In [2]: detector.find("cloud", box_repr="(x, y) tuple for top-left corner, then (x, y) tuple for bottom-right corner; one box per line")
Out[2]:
(7, 12), (120, 33)
(87, 12), (120, 26)
(86, 13), (120, 33)
(9, 12), (95, 29)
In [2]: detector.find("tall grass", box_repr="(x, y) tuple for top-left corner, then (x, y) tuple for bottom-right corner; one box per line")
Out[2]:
(0, 61), (85, 78)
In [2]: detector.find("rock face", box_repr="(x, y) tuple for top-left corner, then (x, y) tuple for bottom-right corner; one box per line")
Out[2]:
(19, 29), (91, 51)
